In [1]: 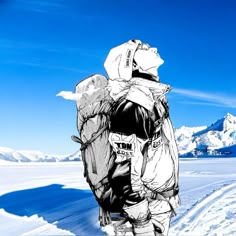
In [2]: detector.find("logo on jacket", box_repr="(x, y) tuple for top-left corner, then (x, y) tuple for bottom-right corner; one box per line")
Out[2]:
(115, 142), (134, 158)
(152, 129), (162, 150)
(125, 49), (132, 68)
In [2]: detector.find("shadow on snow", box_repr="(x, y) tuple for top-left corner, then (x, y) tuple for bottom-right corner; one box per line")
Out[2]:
(0, 184), (106, 235)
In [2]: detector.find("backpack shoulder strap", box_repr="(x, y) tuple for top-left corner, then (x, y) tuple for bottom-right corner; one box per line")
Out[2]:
(141, 141), (149, 177)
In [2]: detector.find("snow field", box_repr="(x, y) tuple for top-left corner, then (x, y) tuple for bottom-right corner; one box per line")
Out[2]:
(0, 158), (236, 235)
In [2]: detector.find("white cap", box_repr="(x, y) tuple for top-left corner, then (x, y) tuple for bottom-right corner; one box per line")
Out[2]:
(104, 40), (142, 80)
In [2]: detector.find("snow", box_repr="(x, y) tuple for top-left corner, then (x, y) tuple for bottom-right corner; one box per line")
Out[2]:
(175, 126), (207, 154)
(0, 159), (236, 235)
(1, 113), (236, 235)
(170, 182), (236, 235)
(0, 146), (81, 162)
(175, 113), (236, 157)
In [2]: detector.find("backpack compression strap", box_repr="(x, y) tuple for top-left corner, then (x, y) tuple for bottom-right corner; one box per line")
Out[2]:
(71, 123), (109, 175)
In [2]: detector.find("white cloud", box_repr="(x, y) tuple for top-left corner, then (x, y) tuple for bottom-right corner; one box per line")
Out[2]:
(56, 85), (102, 101)
(56, 91), (81, 101)
(172, 88), (236, 108)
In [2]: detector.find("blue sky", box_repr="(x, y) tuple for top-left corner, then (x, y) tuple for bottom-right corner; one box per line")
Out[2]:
(0, 0), (236, 154)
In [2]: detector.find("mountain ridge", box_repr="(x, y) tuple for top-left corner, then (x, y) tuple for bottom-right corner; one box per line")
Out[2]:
(176, 113), (236, 157)
(0, 147), (81, 162)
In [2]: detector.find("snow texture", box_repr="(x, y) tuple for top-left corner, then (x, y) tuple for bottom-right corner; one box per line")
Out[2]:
(0, 147), (81, 162)
(1, 113), (236, 235)
(0, 158), (236, 236)
(175, 113), (236, 157)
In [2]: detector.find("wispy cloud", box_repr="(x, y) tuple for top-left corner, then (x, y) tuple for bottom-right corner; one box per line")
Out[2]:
(14, 0), (67, 14)
(0, 39), (64, 53)
(3, 60), (89, 74)
(0, 39), (62, 54)
(0, 39), (106, 58)
(0, 38), (105, 74)
(172, 88), (236, 108)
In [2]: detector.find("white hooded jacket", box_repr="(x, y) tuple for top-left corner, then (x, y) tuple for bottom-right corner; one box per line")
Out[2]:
(105, 40), (180, 212)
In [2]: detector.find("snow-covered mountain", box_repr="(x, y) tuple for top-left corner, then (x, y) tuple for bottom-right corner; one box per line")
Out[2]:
(0, 147), (81, 163)
(175, 113), (236, 157)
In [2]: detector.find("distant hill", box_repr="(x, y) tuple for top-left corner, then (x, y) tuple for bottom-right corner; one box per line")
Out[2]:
(0, 147), (81, 162)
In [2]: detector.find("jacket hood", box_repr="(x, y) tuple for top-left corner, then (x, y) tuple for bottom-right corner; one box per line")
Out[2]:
(104, 40), (142, 81)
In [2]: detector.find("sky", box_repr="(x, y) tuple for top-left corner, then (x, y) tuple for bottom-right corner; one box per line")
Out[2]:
(0, 0), (236, 154)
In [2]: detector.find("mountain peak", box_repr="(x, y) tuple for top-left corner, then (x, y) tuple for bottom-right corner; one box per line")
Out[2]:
(175, 113), (236, 157)
(201, 113), (236, 133)
(225, 112), (233, 118)
(223, 113), (236, 131)
(224, 113), (235, 121)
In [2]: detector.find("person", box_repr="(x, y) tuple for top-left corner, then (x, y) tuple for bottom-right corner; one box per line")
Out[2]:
(104, 40), (180, 236)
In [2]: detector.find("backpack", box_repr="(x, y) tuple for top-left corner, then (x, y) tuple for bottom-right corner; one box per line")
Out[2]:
(71, 74), (121, 226)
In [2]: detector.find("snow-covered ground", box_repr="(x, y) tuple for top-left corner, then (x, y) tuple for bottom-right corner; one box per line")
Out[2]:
(0, 158), (236, 236)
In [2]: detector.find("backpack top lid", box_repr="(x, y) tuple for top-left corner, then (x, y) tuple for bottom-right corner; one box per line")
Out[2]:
(75, 74), (109, 110)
